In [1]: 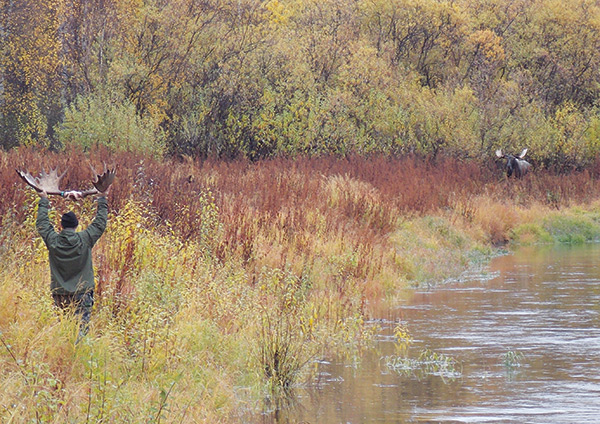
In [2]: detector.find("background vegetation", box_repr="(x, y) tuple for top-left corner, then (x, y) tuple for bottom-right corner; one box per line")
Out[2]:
(2, 0), (600, 169)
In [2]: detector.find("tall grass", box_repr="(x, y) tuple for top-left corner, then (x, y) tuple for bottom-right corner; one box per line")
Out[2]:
(2, 147), (600, 421)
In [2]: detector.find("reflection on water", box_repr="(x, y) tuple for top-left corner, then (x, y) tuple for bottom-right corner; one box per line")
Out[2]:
(264, 244), (600, 423)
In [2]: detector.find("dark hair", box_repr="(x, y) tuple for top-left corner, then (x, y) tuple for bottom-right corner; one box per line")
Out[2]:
(61, 211), (79, 229)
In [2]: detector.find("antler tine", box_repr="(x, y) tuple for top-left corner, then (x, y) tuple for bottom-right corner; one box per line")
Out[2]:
(89, 162), (98, 183)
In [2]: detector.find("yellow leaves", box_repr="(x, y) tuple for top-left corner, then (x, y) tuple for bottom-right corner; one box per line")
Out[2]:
(394, 324), (413, 355)
(264, 0), (292, 25)
(540, 0), (578, 23)
(588, 2), (600, 29)
(0, 0), (64, 146)
(551, 101), (589, 161)
(1, 0), (63, 86)
(469, 29), (506, 62)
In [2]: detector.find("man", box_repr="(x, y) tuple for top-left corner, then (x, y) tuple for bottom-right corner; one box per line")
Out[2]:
(36, 188), (109, 340)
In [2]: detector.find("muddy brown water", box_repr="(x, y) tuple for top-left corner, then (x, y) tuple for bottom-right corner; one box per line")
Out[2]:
(261, 244), (600, 423)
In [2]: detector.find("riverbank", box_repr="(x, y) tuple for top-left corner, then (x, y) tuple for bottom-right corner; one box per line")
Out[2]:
(1, 149), (600, 422)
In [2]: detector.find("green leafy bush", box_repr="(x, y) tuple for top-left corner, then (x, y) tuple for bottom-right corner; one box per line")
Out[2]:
(55, 92), (165, 157)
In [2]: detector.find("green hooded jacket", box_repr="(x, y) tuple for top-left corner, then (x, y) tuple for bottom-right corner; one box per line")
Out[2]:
(36, 196), (108, 295)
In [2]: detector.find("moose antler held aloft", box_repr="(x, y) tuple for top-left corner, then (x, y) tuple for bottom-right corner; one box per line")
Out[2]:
(89, 162), (116, 194)
(16, 163), (116, 198)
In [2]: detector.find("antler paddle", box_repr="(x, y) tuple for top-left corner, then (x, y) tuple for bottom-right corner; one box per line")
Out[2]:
(16, 168), (67, 196)
(87, 162), (116, 195)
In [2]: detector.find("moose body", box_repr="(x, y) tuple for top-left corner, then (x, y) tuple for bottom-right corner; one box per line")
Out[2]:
(496, 148), (531, 178)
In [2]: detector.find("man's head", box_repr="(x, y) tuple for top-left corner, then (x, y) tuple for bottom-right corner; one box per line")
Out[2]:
(61, 211), (79, 229)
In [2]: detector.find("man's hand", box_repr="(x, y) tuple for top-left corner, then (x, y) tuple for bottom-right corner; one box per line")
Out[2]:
(39, 190), (48, 199)
(63, 190), (83, 201)
(97, 186), (111, 198)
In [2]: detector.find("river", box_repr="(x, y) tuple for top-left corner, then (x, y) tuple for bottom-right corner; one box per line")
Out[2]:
(265, 243), (600, 423)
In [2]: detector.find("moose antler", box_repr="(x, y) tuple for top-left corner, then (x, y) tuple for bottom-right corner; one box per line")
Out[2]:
(16, 168), (67, 196)
(89, 162), (116, 194)
(16, 163), (116, 198)
(495, 148), (531, 178)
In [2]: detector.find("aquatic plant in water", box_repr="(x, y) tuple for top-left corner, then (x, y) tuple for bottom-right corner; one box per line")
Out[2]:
(393, 324), (413, 355)
(502, 350), (524, 369)
(383, 348), (462, 382)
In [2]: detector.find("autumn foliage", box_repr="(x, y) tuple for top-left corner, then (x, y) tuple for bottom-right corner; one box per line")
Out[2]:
(3, 146), (600, 420)
(2, 0), (600, 170)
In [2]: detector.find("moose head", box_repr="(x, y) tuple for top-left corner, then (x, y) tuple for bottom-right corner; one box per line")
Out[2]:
(16, 162), (116, 197)
(495, 148), (531, 178)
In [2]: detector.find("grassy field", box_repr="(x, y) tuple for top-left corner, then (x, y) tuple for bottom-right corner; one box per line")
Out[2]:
(2, 148), (600, 422)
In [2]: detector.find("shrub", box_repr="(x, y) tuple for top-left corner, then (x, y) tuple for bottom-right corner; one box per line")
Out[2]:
(255, 268), (318, 395)
(55, 92), (165, 157)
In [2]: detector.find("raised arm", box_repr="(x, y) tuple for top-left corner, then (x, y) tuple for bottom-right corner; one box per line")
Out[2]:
(36, 192), (57, 245)
(82, 192), (109, 247)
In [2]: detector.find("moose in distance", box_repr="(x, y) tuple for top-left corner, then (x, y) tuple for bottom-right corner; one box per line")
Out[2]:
(495, 148), (531, 178)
